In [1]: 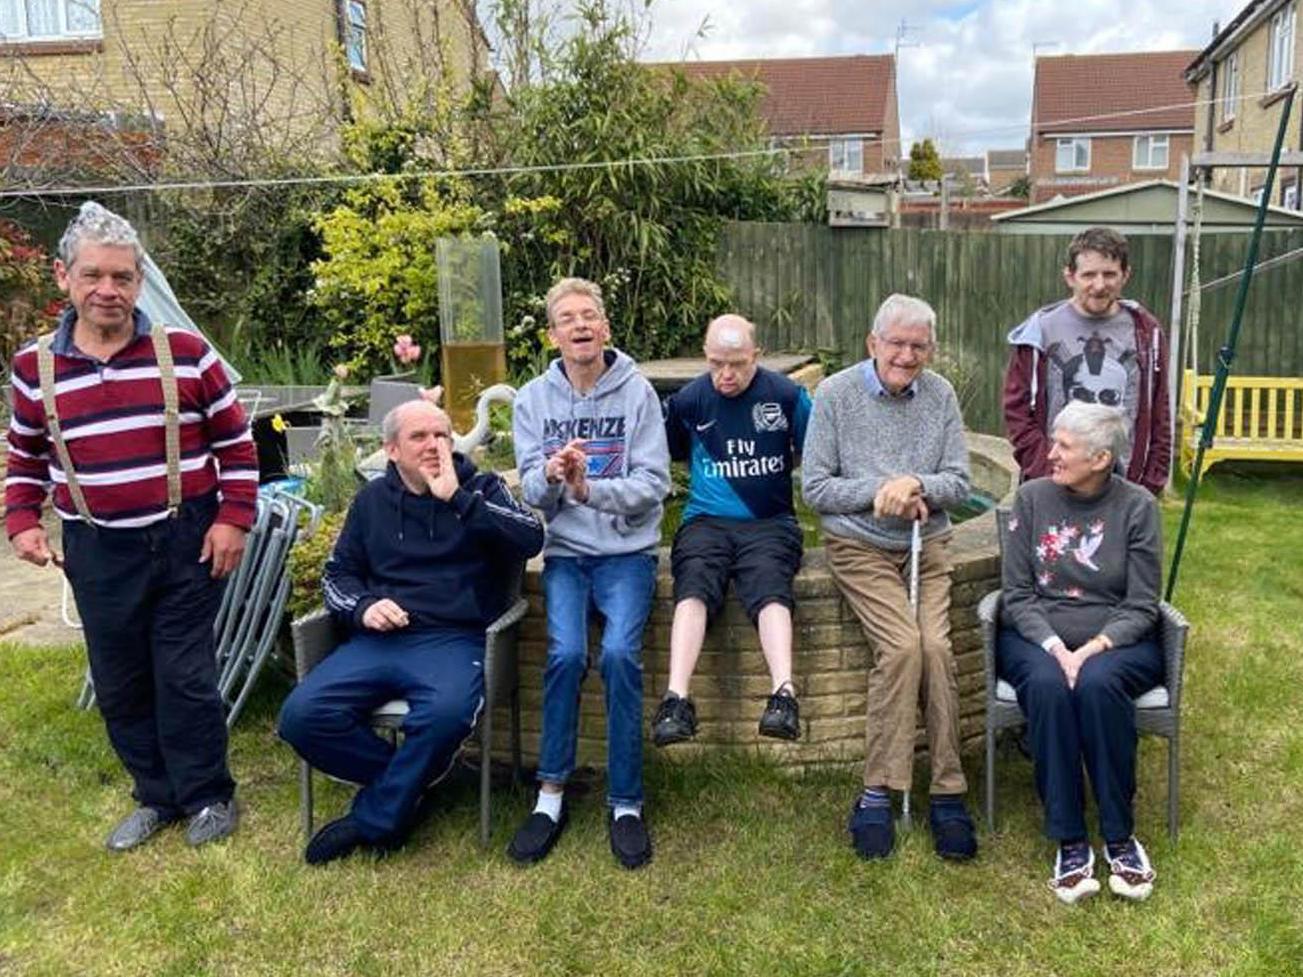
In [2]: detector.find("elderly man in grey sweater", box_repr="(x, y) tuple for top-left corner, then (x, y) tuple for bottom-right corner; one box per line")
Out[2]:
(803, 293), (978, 862)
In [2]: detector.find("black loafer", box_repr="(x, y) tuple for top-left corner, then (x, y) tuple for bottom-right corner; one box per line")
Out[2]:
(305, 815), (366, 866)
(507, 806), (568, 865)
(608, 812), (652, 870)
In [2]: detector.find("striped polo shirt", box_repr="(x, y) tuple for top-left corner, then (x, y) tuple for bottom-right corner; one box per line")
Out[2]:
(4, 308), (258, 534)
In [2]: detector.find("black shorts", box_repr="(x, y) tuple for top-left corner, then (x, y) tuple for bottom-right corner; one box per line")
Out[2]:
(670, 515), (804, 623)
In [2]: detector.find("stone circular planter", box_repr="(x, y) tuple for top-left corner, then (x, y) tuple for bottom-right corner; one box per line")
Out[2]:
(500, 432), (1018, 770)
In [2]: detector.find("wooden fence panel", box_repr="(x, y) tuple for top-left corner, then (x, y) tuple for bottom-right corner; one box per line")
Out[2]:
(718, 223), (1303, 435)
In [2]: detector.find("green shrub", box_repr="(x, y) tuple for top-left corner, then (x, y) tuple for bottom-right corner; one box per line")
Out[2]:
(286, 510), (347, 621)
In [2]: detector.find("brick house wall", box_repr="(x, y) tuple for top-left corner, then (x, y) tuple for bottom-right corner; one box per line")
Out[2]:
(1190, 3), (1303, 205)
(1030, 131), (1196, 203)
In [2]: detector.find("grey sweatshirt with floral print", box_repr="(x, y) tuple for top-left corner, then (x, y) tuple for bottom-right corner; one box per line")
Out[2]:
(1001, 474), (1161, 650)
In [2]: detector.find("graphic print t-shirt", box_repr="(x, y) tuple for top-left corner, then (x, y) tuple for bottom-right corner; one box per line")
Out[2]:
(664, 367), (812, 522)
(1041, 303), (1139, 468)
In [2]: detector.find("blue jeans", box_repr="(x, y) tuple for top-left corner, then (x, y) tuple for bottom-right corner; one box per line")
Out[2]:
(996, 628), (1163, 843)
(537, 553), (658, 807)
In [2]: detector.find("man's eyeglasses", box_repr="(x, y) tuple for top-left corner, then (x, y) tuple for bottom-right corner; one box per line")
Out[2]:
(554, 310), (604, 327)
(877, 338), (933, 356)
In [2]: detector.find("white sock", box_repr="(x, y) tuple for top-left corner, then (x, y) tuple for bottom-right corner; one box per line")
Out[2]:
(612, 803), (641, 821)
(534, 790), (564, 823)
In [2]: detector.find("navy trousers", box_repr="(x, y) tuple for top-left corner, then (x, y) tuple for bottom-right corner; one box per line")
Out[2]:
(277, 626), (485, 842)
(996, 628), (1163, 843)
(63, 496), (235, 820)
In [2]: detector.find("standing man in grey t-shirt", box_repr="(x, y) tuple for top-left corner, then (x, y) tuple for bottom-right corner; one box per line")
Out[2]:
(1003, 227), (1171, 495)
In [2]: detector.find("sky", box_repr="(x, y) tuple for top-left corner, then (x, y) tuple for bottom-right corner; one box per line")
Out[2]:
(636, 0), (1249, 156)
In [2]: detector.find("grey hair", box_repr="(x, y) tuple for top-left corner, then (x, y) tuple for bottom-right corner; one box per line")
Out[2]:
(382, 399), (450, 445)
(1052, 401), (1129, 462)
(545, 277), (606, 324)
(58, 201), (144, 269)
(871, 293), (936, 339)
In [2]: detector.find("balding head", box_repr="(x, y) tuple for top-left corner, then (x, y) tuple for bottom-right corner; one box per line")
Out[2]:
(703, 313), (760, 397)
(382, 399), (451, 446)
(704, 314), (757, 354)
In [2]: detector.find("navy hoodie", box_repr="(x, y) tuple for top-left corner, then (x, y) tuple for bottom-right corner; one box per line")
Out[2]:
(323, 455), (543, 631)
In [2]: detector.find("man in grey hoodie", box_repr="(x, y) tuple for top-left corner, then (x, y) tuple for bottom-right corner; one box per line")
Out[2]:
(507, 277), (670, 870)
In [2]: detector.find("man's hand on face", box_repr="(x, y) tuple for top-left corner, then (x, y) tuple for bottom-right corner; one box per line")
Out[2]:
(424, 436), (460, 502)
(200, 523), (247, 579)
(362, 598), (410, 631)
(11, 526), (59, 568)
(873, 475), (924, 520)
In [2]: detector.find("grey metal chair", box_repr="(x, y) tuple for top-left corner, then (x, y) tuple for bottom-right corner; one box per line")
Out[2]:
(980, 507), (1189, 840)
(289, 568), (527, 848)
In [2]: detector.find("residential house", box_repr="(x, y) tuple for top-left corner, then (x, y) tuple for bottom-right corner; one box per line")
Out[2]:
(1029, 51), (1198, 204)
(0, 0), (488, 175)
(1185, 1), (1302, 208)
(668, 55), (902, 180)
(986, 148), (1027, 195)
(941, 155), (986, 190)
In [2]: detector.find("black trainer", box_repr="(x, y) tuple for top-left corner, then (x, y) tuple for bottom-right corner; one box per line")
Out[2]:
(758, 687), (800, 740)
(651, 692), (698, 747)
(304, 815), (366, 866)
(507, 803), (568, 865)
(608, 812), (653, 869)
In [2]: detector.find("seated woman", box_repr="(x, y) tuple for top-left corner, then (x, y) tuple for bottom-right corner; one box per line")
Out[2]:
(997, 401), (1163, 904)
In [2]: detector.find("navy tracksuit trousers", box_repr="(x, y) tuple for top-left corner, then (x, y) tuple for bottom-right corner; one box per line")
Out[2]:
(996, 628), (1163, 843)
(277, 627), (485, 842)
(63, 496), (236, 820)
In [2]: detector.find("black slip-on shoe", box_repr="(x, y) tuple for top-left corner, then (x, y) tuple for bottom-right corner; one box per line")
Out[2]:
(507, 805), (568, 865)
(758, 689), (800, 741)
(304, 814), (366, 865)
(929, 796), (978, 862)
(608, 812), (652, 870)
(847, 794), (895, 860)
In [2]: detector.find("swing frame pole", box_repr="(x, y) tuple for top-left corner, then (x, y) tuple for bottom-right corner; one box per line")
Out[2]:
(1166, 84), (1296, 601)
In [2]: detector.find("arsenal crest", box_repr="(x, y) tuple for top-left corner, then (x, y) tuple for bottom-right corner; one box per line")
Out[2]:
(752, 401), (788, 432)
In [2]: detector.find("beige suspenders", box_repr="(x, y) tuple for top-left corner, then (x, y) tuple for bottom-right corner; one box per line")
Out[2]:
(36, 322), (183, 523)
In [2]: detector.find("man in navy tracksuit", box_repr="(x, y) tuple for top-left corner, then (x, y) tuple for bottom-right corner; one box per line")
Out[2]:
(278, 400), (543, 864)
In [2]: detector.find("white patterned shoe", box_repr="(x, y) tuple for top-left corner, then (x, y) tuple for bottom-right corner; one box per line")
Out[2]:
(1105, 836), (1156, 902)
(1049, 841), (1101, 905)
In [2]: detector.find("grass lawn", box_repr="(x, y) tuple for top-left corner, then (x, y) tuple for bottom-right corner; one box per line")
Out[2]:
(2, 470), (1302, 976)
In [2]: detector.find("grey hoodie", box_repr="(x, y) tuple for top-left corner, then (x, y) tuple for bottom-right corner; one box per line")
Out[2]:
(513, 348), (670, 558)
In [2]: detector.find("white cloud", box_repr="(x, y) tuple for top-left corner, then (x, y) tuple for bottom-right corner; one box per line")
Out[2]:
(642, 0), (1244, 153)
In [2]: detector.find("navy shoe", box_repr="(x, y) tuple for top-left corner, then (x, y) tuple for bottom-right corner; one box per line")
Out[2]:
(304, 815), (366, 865)
(507, 804), (568, 865)
(847, 792), (895, 859)
(929, 795), (978, 861)
(608, 812), (653, 870)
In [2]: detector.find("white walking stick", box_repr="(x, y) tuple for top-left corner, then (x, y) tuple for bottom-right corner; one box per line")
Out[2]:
(900, 518), (922, 831)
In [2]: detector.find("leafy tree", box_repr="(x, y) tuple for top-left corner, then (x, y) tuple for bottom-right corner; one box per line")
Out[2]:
(1007, 174), (1032, 200)
(908, 139), (943, 182)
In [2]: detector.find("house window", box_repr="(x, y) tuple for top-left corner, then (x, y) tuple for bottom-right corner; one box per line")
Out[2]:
(0, 0), (100, 40)
(1055, 137), (1090, 173)
(1268, 2), (1296, 91)
(1285, 183), (1299, 210)
(1133, 134), (1170, 170)
(344, 0), (367, 73)
(828, 138), (864, 175)
(1220, 51), (1240, 121)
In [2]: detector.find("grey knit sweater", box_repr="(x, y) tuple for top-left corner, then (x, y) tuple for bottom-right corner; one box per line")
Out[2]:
(1001, 474), (1161, 650)
(802, 364), (970, 551)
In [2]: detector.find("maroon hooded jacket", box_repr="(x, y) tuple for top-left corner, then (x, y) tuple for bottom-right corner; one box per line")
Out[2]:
(1002, 299), (1171, 495)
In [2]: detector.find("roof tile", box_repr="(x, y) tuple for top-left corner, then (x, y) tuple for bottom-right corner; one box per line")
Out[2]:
(1034, 51), (1198, 134)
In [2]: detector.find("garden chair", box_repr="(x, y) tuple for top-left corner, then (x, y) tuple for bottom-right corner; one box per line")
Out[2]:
(980, 507), (1189, 840)
(289, 563), (527, 849)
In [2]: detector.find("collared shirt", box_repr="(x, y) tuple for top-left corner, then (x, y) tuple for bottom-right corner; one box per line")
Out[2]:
(4, 306), (259, 533)
(861, 359), (918, 399)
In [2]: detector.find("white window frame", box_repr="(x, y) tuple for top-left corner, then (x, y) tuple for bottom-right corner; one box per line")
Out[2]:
(345, 0), (368, 73)
(1268, 2), (1296, 91)
(828, 138), (864, 175)
(1054, 137), (1090, 173)
(1220, 51), (1240, 121)
(1285, 183), (1299, 210)
(1132, 133), (1170, 170)
(0, 0), (101, 41)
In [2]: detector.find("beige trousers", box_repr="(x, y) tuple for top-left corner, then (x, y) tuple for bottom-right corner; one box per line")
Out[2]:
(825, 531), (967, 795)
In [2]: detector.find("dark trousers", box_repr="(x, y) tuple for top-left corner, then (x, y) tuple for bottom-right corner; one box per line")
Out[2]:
(996, 628), (1163, 843)
(277, 627), (485, 842)
(63, 497), (235, 820)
